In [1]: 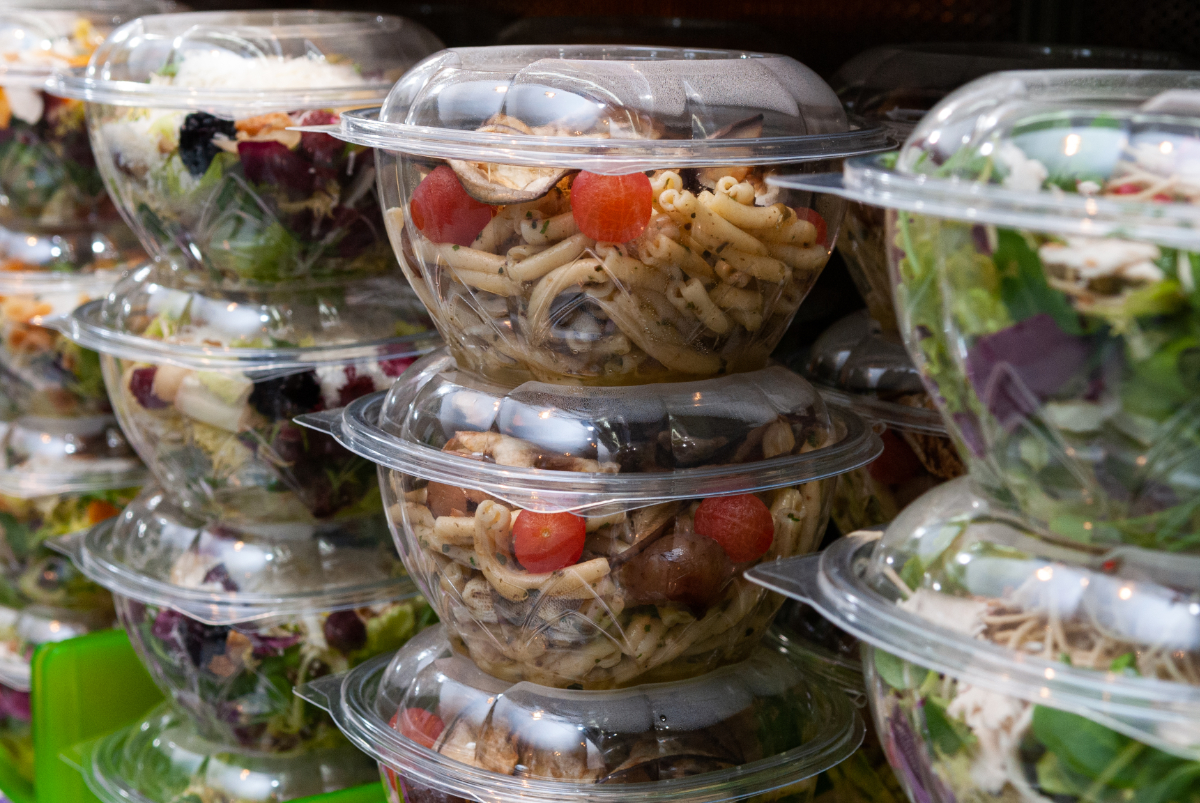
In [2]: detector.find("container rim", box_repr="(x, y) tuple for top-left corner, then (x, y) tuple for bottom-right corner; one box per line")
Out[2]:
(315, 107), (895, 173)
(813, 385), (947, 435)
(57, 299), (441, 373)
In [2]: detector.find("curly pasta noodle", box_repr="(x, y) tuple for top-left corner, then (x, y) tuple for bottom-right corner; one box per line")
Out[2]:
(402, 166), (829, 381)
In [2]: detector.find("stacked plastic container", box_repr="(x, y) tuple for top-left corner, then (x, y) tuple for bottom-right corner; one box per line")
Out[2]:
(285, 44), (894, 803)
(43, 10), (449, 802)
(752, 70), (1200, 803)
(0, 2), (175, 794)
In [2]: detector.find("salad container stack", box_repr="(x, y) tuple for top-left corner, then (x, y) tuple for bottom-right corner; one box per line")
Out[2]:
(38, 10), (453, 802)
(289, 43), (897, 803)
(0, 1), (179, 792)
(750, 69), (1200, 803)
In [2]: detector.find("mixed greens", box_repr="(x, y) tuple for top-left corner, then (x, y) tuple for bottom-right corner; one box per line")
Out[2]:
(120, 595), (434, 753)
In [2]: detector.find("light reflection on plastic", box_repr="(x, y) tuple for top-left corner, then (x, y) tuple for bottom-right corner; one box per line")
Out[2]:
(1119, 587), (1133, 600)
(1063, 133), (1081, 156)
(1161, 140), (1174, 154)
(1044, 667), (1055, 679)
(1036, 566), (1053, 582)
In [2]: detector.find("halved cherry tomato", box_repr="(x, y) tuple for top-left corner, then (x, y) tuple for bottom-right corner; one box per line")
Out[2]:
(570, 171), (653, 243)
(694, 494), (774, 563)
(866, 428), (924, 486)
(393, 707), (445, 749)
(1110, 183), (1141, 195)
(512, 510), (586, 573)
(410, 165), (494, 247)
(796, 207), (827, 246)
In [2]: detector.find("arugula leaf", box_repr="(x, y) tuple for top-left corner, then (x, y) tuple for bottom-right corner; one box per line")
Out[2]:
(873, 650), (918, 690)
(994, 229), (1082, 333)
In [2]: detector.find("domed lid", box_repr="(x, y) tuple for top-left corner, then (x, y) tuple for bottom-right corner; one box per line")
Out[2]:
(0, 414), (146, 496)
(53, 486), (419, 625)
(324, 45), (891, 172)
(56, 263), (439, 372)
(301, 350), (880, 516)
(0, 603), (110, 691)
(833, 43), (1195, 138)
(54, 10), (443, 114)
(0, 0), (170, 87)
(299, 624), (864, 803)
(71, 704), (379, 803)
(802, 311), (943, 434)
(773, 70), (1200, 248)
(748, 478), (1200, 761)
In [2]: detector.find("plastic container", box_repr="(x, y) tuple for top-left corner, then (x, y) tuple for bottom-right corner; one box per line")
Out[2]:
(802, 311), (965, 531)
(322, 45), (890, 386)
(771, 70), (1200, 550)
(56, 263), (438, 522)
(830, 46), (1195, 334)
(0, 268), (124, 421)
(748, 478), (1200, 803)
(301, 350), (879, 689)
(0, 0), (167, 277)
(55, 485), (433, 753)
(75, 703), (381, 803)
(299, 624), (864, 803)
(52, 10), (442, 289)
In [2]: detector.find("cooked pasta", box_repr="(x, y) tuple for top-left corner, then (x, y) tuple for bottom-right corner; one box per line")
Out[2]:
(396, 162), (832, 384)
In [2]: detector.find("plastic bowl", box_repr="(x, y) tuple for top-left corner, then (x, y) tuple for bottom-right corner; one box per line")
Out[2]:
(311, 351), (880, 688)
(801, 311), (965, 532)
(299, 625), (864, 803)
(59, 264), (438, 522)
(53, 10), (442, 288)
(747, 480), (1200, 803)
(0, 269), (123, 420)
(326, 45), (891, 385)
(0, 1), (166, 273)
(65, 487), (433, 752)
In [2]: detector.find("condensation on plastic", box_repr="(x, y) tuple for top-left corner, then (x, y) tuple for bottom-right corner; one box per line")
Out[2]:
(771, 71), (1200, 248)
(55, 266), (440, 375)
(300, 351), (882, 516)
(316, 44), (893, 172)
(747, 480), (1200, 762)
(0, 0), (173, 88)
(299, 624), (864, 803)
(73, 703), (379, 803)
(51, 486), (419, 625)
(52, 10), (443, 114)
(0, 604), (110, 691)
(803, 310), (944, 435)
(0, 414), (146, 496)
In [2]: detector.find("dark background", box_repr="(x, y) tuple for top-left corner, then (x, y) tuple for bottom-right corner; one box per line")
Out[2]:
(186, 0), (1200, 78)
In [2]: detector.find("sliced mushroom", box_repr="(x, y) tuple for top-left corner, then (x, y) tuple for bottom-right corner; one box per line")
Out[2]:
(708, 113), (765, 140)
(449, 159), (575, 205)
(599, 738), (737, 784)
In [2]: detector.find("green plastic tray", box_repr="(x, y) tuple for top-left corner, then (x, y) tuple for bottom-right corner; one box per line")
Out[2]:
(23, 628), (388, 803)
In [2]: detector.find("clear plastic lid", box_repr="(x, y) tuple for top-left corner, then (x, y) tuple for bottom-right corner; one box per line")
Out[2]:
(69, 703), (379, 803)
(0, 414), (146, 496)
(0, 0), (172, 87)
(301, 350), (881, 516)
(773, 70), (1200, 246)
(833, 43), (1196, 138)
(57, 263), (439, 372)
(299, 624), (864, 803)
(325, 45), (891, 171)
(0, 603), (111, 691)
(802, 310), (944, 435)
(54, 10), (443, 114)
(53, 486), (419, 625)
(748, 478), (1200, 760)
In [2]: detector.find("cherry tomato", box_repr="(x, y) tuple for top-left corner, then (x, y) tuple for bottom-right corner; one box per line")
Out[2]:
(410, 165), (493, 247)
(1110, 183), (1141, 195)
(512, 510), (587, 573)
(570, 171), (653, 243)
(694, 494), (775, 563)
(393, 707), (445, 749)
(866, 428), (925, 486)
(796, 207), (827, 246)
